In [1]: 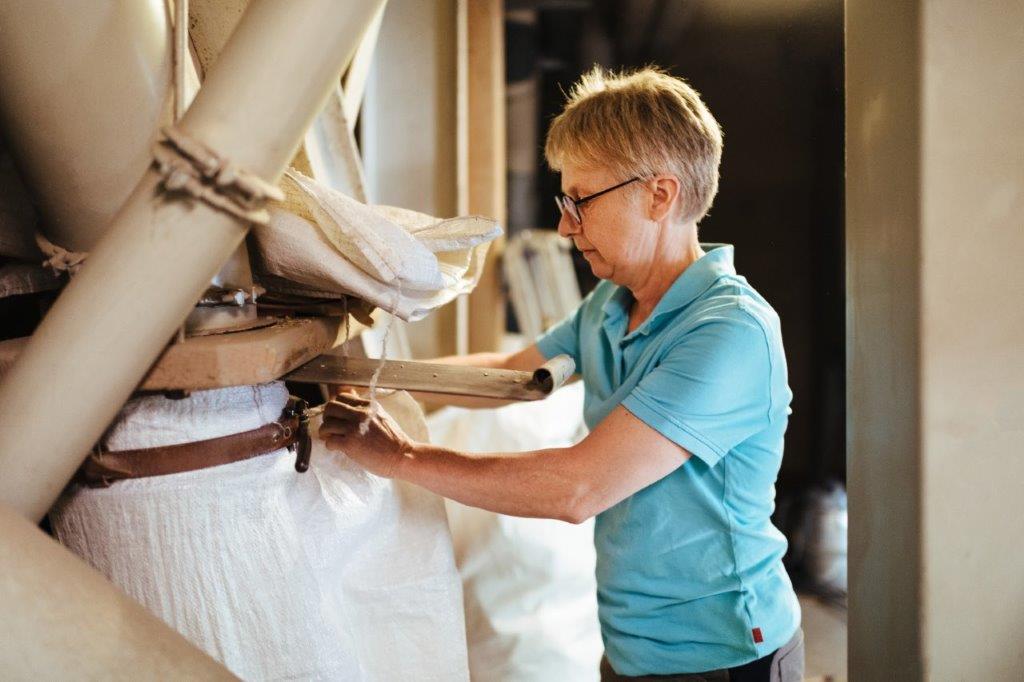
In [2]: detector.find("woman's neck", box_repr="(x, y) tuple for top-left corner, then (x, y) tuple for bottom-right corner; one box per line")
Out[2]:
(627, 224), (704, 329)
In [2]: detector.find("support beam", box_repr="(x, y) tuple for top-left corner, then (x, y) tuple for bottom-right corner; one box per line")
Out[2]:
(846, 1), (923, 676)
(460, 0), (506, 353)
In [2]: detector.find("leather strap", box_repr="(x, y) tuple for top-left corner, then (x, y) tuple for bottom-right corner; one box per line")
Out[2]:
(76, 398), (311, 488)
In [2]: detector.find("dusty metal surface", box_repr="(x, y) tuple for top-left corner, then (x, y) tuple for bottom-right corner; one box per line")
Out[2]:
(0, 502), (235, 679)
(0, 0), (173, 252)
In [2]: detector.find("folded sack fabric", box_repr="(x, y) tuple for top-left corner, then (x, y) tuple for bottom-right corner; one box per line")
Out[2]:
(251, 170), (502, 321)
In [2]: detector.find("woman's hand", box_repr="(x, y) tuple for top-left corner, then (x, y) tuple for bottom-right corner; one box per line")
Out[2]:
(319, 393), (416, 479)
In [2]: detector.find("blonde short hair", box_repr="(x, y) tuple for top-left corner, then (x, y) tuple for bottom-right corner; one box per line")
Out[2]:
(544, 66), (723, 223)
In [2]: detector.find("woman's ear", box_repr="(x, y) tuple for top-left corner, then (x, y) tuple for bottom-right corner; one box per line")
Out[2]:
(647, 175), (682, 222)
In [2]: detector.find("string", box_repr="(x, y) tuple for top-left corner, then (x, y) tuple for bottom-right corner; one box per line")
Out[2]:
(359, 284), (401, 435)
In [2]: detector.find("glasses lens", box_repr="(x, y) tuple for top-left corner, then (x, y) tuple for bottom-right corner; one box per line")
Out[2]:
(555, 195), (581, 224)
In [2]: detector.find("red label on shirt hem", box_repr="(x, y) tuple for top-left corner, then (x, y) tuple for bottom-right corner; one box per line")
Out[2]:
(752, 627), (764, 644)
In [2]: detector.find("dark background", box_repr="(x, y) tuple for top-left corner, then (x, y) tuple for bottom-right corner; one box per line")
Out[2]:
(505, 0), (845, 556)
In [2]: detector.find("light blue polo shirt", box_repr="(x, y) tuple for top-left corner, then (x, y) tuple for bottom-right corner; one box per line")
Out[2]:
(536, 244), (800, 675)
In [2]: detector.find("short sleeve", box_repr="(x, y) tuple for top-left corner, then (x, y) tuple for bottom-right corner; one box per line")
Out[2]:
(621, 310), (774, 467)
(535, 301), (584, 367)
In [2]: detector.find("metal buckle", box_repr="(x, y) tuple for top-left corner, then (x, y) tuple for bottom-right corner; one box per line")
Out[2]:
(285, 398), (312, 473)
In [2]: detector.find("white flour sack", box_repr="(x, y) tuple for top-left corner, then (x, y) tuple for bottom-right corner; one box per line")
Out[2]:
(251, 170), (501, 321)
(50, 382), (469, 681)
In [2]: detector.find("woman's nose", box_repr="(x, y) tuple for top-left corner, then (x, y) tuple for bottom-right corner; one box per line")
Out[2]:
(557, 212), (578, 238)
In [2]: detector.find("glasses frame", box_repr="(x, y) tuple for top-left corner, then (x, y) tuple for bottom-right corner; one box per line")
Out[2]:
(554, 176), (642, 226)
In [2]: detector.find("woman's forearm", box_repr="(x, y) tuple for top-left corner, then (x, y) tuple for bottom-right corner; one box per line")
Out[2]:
(406, 389), (517, 410)
(396, 442), (588, 523)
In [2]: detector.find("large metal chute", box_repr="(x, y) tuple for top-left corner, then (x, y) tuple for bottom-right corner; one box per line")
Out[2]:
(0, 0), (386, 522)
(0, 502), (235, 677)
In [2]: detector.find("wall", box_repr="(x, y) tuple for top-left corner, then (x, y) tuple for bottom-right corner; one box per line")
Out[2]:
(848, 0), (1024, 678)
(919, 0), (1024, 677)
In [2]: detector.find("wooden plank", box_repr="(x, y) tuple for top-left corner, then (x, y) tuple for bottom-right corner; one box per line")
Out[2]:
(455, 0), (471, 356)
(463, 0), (507, 353)
(141, 317), (348, 389)
(286, 353), (574, 401)
(0, 317), (368, 391)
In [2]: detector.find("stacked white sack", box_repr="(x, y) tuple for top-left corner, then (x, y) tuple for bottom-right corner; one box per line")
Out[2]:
(251, 170), (502, 321)
(50, 382), (469, 681)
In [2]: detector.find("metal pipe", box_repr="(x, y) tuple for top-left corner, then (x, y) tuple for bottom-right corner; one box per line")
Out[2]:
(0, 0), (174, 252)
(0, 503), (234, 678)
(0, 0), (384, 521)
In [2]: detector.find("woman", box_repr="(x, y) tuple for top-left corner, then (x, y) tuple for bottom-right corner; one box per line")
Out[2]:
(322, 66), (803, 681)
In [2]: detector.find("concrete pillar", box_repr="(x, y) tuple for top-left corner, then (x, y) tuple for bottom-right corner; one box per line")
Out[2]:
(847, 0), (1024, 678)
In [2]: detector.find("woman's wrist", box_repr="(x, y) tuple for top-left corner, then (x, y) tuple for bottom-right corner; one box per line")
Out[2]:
(397, 441), (461, 488)
(395, 440), (428, 482)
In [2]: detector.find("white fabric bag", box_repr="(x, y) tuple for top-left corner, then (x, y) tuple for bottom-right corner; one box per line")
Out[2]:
(50, 382), (469, 681)
(251, 171), (501, 321)
(427, 381), (604, 682)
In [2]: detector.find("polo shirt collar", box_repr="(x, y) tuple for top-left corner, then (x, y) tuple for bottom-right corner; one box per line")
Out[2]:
(601, 243), (736, 338)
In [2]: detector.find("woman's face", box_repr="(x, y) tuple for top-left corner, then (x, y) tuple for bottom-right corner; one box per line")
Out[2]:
(556, 161), (654, 286)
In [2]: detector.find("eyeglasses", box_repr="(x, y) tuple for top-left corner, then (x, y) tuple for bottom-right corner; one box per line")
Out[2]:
(554, 176), (641, 226)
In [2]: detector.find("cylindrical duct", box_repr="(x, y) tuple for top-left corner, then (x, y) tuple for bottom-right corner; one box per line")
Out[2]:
(0, 502), (234, 678)
(0, 0), (385, 521)
(0, 1), (173, 252)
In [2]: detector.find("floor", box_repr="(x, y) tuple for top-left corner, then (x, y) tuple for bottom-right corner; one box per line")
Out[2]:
(799, 593), (847, 681)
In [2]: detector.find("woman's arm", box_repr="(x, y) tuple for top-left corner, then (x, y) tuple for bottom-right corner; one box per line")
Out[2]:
(428, 346), (540, 371)
(321, 397), (689, 523)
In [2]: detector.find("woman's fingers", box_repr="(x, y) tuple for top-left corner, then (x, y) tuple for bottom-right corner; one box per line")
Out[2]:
(322, 395), (399, 452)
(321, 394), (384, 443)
(319, 417), (352, 437)
(327, 384), (366, 400)
(333, 393), (373, 409)
(325, 435), (347, 451)
(324, 398), (371, 421)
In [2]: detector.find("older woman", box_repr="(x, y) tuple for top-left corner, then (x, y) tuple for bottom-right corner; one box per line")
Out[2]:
(322, 67), (803, 681)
